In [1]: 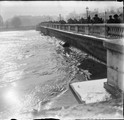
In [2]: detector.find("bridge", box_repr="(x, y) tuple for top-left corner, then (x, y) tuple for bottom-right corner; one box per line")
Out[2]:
(37, 23), (124, 97)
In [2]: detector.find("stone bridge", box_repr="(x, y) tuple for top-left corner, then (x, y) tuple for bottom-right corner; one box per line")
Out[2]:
(37, 23), (124, 97)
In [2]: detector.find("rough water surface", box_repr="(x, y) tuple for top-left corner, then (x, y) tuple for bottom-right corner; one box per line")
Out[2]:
(0, 30), (90, 119)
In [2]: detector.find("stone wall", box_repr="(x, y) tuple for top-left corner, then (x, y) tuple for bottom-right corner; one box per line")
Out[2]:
(40, 27), (107, 63)
(104, 41), (124, 93)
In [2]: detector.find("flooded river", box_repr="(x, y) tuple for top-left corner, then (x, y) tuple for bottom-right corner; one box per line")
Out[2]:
(0, 30), (88, 119)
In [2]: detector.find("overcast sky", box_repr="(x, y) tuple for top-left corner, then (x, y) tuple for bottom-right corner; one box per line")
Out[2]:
(0, 1), (123, 21)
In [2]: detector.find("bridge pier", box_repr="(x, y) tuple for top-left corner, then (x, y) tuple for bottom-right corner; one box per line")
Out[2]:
(104, 40), (124, 97)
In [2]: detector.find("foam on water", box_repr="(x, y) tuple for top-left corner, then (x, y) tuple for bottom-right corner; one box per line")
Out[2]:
(0, 30), (88, 119)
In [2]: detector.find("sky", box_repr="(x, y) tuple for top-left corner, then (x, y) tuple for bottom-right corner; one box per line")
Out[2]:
(0, 1), (123, 21)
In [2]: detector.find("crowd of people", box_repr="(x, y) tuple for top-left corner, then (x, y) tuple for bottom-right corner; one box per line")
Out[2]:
(49, 13), (122, 24)
(107, 14), (122, 23)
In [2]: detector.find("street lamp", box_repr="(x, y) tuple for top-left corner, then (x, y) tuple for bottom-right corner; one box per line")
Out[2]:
(104, 11), (107, 38)
(86, 7), (89, 23)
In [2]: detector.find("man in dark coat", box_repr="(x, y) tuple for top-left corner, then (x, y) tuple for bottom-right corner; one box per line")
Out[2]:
(107, 15), (114, 23)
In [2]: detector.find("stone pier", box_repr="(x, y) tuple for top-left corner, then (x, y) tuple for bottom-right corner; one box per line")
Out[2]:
(104, 40), (124, 97)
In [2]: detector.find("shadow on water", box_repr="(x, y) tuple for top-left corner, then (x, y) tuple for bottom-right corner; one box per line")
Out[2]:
(78, 58), (107, 80)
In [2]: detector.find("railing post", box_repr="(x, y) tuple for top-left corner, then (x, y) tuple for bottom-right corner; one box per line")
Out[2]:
(104, 24), (107, 38)
(59, 25), (61, 29)
(68, 25), (71, 31)
(100, 24), (106, 38)
(75, 25), (78, 33)
(85, 24), (89, 35)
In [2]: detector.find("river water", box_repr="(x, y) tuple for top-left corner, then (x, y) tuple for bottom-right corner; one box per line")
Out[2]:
(0, 30), (88, 119)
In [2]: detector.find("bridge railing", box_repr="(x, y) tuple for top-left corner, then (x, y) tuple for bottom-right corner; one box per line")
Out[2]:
(40, 23), (124, 39)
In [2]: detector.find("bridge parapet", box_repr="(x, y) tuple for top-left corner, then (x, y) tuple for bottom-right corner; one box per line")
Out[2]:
(40, 23), (124, 39)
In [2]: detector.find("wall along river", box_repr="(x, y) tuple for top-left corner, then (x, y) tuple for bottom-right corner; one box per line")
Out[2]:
(0, 30), (93, 119)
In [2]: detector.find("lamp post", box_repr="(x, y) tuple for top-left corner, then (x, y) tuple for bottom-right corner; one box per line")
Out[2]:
(86, 7), (89, 35)
(86, 7), (89, 23)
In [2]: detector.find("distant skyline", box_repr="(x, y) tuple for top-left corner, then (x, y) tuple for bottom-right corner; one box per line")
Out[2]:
(0, 1), (123, 21)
